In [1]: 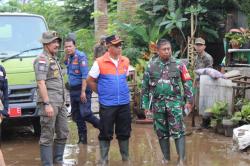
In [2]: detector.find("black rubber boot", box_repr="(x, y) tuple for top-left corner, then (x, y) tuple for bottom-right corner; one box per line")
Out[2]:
(159, 138), (170, 161)
(40, 145), (53, 166)
(175, 136), (186, 165)
(53, 143), (65, 164)
(99, 140), (110, 165)
(118, 139), (129, 161)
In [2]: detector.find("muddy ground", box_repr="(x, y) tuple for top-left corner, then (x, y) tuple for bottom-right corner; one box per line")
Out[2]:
(1, 95), (250, 166)
(1, 116), (250, 166)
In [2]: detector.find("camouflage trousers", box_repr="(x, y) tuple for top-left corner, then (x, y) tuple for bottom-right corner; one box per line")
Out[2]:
(151, 99), (185, 139)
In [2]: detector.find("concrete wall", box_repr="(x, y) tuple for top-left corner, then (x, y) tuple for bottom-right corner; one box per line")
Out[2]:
(199, 75), (236, 115)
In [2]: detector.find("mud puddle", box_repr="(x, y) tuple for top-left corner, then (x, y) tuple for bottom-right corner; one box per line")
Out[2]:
(1, 119), (250, 166)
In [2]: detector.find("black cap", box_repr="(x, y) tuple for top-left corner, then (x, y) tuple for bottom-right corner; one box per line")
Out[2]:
(105, 35), (123, 44)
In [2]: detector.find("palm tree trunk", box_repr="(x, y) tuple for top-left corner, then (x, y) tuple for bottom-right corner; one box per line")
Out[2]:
(117, 0), (137, 23)
(94, 0), (108, 40)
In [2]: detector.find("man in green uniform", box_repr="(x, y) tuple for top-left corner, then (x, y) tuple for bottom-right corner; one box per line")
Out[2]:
(194, 37), (213, 70)
(141, 39), (193, 166)
(33, 31), (69, 166)
(194, 37), (213, 128)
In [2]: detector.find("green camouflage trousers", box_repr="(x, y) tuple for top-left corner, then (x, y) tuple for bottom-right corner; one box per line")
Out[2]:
(152, 99), (185, 139)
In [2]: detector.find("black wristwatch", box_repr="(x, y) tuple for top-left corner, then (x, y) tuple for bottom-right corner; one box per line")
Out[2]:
(43, 101), (50, 106)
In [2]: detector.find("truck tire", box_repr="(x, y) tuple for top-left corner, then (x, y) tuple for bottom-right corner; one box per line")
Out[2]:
(32, 118), (41, 137)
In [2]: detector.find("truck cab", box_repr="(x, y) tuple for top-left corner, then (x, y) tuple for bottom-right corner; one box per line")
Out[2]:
(0, 13), (48, 135)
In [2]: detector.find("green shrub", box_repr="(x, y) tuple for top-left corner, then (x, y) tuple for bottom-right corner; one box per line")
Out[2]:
(75, 28), (95, 65)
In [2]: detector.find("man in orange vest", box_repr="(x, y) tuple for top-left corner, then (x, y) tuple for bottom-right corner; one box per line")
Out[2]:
(87, 35), (131, 165)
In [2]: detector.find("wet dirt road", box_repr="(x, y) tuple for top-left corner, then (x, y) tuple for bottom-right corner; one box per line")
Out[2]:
(2, 118), (250, 166)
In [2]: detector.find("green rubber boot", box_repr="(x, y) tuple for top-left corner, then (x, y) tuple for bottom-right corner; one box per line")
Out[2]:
(99, 140), (110, 165)
(118, 139), (129, 161)
(175, 136), (186, 165)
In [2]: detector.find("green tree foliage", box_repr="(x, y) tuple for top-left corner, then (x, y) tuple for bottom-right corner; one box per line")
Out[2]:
(63, 0), (94, 30)
(238, 0), (250, 26)
(119, 0), (242, 59)
(74, 29), (95, 64)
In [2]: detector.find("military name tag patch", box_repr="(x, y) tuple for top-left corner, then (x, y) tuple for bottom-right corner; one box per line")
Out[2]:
(0, 71), (3, 76)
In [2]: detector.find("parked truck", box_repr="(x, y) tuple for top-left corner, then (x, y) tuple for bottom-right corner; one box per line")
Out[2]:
(0, 13), (48, 135)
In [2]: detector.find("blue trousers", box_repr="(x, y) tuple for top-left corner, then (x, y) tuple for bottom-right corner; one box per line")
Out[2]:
(70, 88), (100, 137)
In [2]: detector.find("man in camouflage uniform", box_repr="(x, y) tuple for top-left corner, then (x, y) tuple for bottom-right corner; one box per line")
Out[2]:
(194, 37), (213, 128)
(33, 31), (69, 166)
(141, 39), (193, 165)
(194, 37), (213, 70)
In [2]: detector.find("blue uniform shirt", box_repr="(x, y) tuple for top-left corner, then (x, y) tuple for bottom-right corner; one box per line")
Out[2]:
(65, 49), (89, 87)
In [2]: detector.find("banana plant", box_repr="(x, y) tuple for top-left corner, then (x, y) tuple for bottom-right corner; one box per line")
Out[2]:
(160, 8), (188, 42)
(118, 16), (169, 51)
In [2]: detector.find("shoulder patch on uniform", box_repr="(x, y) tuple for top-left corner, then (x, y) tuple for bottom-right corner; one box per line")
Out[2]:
(38, 58), (46, 64)
(181, 65), (191, 81)
(81, 60), (86, 66)
(37, 54), (47, 64)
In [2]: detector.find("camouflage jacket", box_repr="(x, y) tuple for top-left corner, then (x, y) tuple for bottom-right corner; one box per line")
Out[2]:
(194, 51), (213, 70)
(141, 57), (193, 110)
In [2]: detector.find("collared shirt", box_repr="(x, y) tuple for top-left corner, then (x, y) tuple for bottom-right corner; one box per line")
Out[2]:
(89, 56), (129, 79)
(33, 50), (65, 104)
(65, 49), (88, 87)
